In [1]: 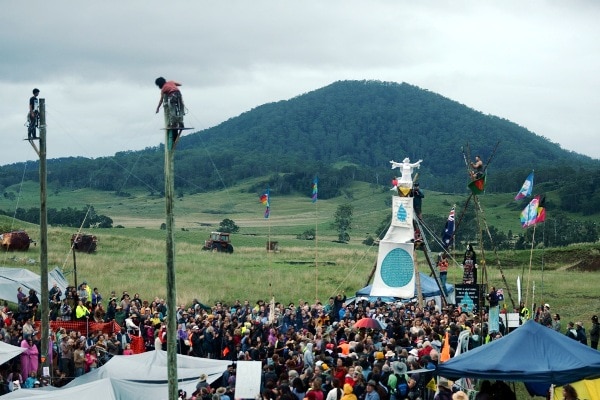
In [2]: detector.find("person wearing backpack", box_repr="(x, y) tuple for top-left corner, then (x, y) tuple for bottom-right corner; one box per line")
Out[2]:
(388, 361), (409, 400)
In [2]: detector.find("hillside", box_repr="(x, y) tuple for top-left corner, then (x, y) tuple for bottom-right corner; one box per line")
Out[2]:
(0, 80), (598, 214)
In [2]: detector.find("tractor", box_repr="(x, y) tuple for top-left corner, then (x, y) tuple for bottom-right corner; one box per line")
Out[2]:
(202, 232), (234, 253)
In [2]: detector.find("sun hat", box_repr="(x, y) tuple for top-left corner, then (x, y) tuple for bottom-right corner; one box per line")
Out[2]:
(367, 380), (377, 387)
(392, 361), (407, 375)
(198, 373), (207, 382)
(216, 387), (227, 395)
(438, 377), (453, 390)
(385, 350), (396, 358)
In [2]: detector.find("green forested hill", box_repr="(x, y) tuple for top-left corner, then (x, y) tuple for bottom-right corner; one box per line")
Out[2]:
(1, 80), (598, 213)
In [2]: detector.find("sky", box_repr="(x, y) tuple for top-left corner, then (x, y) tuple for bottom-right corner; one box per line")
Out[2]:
(1, 1), (599, 166)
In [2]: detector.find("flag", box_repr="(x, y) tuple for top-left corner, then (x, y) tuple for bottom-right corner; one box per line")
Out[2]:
(468, 174), (486, 195)
(515, 171), (534, 200)
(441, 206), (455, 249)
(520, 195), (546, 228)
(441, 331), (451, 362)
(259, 189), (270, 219)
(311, 177), (318, 203)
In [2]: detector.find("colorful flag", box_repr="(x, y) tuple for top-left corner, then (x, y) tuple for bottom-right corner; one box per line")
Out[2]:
(520, 195), (546, 228)
(468, 174), (486, 195)
(441, 206), (455, 249)
(515, 171), (534, 200)
(259, 189), (270, 219)
(311, 177), (318, 203)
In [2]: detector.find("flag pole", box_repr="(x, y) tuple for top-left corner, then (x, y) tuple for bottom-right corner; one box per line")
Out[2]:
(525, 224), (536, 309)
(314, 200), (319, 303)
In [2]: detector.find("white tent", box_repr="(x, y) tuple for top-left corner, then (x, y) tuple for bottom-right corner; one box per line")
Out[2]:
(0, 340), (26, 365)
(0, 266), (69, 303)
(1, 350), (231, 399)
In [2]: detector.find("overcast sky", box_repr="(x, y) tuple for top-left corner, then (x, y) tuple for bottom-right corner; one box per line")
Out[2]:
(1, 1), (599, 166)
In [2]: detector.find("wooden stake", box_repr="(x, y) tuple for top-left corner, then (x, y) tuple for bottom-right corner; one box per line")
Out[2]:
(163, 96), (178, 400)
(38, 99), (50, 375)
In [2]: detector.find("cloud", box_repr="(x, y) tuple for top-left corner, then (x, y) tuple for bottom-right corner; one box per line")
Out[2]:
(1, 1), (599, 165)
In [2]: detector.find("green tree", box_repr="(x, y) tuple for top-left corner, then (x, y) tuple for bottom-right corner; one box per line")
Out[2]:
(219, 218), (239, 233)
(332, 204), (353, 243)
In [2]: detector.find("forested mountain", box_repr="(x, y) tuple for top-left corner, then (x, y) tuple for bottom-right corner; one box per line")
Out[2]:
(1, 80), (598, 213)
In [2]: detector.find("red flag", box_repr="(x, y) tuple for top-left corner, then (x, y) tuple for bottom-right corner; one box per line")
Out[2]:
(441, 331), (451, 362)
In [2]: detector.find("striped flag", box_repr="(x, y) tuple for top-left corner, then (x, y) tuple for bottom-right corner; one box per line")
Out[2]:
(259, 189), (270, 219)
(515, 171), (534, 200)
(311, 177), (318, 203)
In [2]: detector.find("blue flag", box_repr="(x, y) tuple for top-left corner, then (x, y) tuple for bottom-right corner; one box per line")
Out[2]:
(441, 206), (455, 249)
(515, 171), (534, 200)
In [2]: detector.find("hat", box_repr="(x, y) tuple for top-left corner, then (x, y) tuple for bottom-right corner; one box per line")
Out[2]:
(452, 391), (469, 400)
(392, 361), (407, 375)
(544, 303), (550, 309)
(216, 387), (227, 395)
(385, 350), (395, 358)
(199, 373), (207, 382)
(192, 325), (199, 330)
(34, 380), (40, 385)
(438, 377), (453, 390)
(367, 380), (377, 387)
(409, 348), (419, 358)
(288, 370), (299, 379)
(321, 363), (329, 371)
(382, 364), (390, 373)
(326, 343), (334, 350)
(374, 351), (384, 360)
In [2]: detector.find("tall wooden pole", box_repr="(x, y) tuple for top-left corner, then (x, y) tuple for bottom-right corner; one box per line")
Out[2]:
(38, 99), (50, 373)
(163, 97), (178, 400)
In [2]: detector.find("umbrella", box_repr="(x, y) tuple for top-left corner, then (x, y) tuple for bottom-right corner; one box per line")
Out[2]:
(353, 317), (384, 330)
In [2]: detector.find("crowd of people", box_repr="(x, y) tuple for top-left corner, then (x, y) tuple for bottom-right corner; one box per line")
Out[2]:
(1, 276), (596, 399)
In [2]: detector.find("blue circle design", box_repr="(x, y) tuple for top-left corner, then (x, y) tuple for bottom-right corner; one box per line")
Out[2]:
(380, 247), (413, 287)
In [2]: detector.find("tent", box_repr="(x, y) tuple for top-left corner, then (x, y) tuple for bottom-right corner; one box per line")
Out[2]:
(437, 320), (600, 386)
(355, 272), (455, 306)
(2, 350), (231, 399)
(0, 340), (26, 365)
(0, 266), (69, 303)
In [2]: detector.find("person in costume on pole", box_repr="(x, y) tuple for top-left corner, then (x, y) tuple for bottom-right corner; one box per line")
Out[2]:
(28, 88), (40, 139)
(411, 182), (424, 220)
(470, 155), (483, 180)
(155, 77), (185, 140)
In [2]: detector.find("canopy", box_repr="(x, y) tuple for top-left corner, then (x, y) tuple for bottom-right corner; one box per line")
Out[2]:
(0, 266), (69, 303)
(437, 320), (600, 386)
(0, 340), (26, 365)
(356, 272), (454, 304)
(2, 350), (230, 399)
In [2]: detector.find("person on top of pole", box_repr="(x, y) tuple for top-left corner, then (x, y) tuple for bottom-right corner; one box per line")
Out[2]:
(155, 77), (185, 140)
(470, 155), (483, 180)
(28, 88), (40, 139)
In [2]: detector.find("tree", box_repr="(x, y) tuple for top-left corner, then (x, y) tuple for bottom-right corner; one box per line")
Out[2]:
(332, 204), (353, 243)
(218, 218), (239, 233)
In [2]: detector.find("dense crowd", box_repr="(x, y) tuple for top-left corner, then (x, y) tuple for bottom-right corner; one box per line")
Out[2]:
(1, 280), (598, 399)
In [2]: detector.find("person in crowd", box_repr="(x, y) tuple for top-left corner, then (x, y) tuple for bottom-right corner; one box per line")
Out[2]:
(561, 384), (579, 400)
(590, 315), (599, 350)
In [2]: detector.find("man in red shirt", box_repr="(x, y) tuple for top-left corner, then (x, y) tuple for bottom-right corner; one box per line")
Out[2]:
(155, 77), (185, 140)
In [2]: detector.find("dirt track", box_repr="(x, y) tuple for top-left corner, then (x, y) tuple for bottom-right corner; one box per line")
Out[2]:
(569, 255), (600, 272)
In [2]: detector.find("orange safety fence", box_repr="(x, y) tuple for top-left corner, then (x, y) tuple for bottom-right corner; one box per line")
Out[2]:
(33, 320), (146, 354)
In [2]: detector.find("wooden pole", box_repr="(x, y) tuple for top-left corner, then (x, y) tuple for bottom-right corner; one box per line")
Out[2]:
(38, 99), (50, 373)
(163, 96), (178, 400)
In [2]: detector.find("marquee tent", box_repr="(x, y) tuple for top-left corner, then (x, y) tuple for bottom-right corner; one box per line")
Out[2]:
(437, 320), (600, 386)
(0, 340), (25, 365)
(2, 350), (231, 399)
(0, 266), (68, 303)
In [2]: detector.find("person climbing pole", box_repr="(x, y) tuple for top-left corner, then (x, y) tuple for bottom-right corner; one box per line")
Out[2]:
(155, 77), (184, 141)
(28, 88), (40, 139)
(470, 155), (483, 180)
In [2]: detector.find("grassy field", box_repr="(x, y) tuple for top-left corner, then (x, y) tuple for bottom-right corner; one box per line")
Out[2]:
(2, 181), (599, 398)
